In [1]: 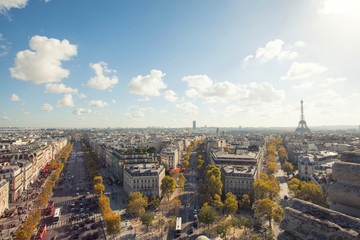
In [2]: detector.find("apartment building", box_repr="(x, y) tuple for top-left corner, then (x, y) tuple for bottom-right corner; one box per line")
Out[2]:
(123, 164), (165, 197)
(0, 163), (22, 202)
(0, 179), (9, 216)
(160, 147), (179, 170)
(221, 165), (257, 197)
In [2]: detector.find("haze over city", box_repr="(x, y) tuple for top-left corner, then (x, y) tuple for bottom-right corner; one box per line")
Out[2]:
(1, 0), (360, 128)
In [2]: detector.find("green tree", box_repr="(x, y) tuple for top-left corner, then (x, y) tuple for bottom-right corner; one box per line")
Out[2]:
(216, 220), (232, 240)
(178, 174), (186, 191)
(161, 176), (176, 201)
(239, 194), (251, 210)
(13, 230), (30, 240)
(170, 198), (182, 214)
(255, 198), (283, 228)
(198, 202), (217, 229)
(182, 160), (189, 168)
(148, 195), (160, 210)
(287, 179), (327, 206)
(141, 212), (154, 232)
(126, 192), (148, 217)
(266, 161), (277, 174)
(281, 161), (294, 176)
(208, 175), (223, 197)
(253, 173), (280, 200)
(223, 192), (238, 216)
(212, 194), (224, 211)
(240, 215), (252, 236)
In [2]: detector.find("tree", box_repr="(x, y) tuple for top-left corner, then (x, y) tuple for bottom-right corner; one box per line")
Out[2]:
(141, 212), (154, 232)
(281, 161), (294, 176)
(178, 174), (186, 191)
(161, 176), (176, 201)
(255, 198), (283, 228)
(94, 183), (105, 195)
(170, 169), (180, 180)
(148, 195), (160, 210)
(208, 175), (223, 197)
(287, 179), (327, 206)
(93, 176), (103, 185)
(266, 161), (277, 174)
(239, 194), (251, 210)
(170, 198), (182, 214)
(182, 160), (189, 169)
(104, 212), (121, 238)
(253, 173), (280, 200)
(216, 220), (232, 240)
(212, 194), (224, 211)
(127, 192), (148, 217)
(223, 192), (238, 216)
(198, 202), (217, 229)
(13, 230), (30, 240)
(240, 216), (252, 236)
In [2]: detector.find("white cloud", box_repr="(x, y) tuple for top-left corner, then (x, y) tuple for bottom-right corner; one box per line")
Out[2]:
(125, 106), (154, 119)
(87, 61), (118, 90)
(244, 39), (304, 63)
(0, 0), (28, 14)
(78, 93), (87, 99)
(243, 55), (254, 64)
(73, 108), (91, 115)
(292, 81), (313, 90)
(318, 0), (360, 17)
(1, 116), (12, 120)
(20, 109), (30, 115)
(87, 100), (108, 108)
(202, 81), (249, 103)
(128, 69), (167, 96)
(163, 90), (178, 102)
(224, 105), (251, 117)
(0, 33), (10, 57)
(176, 102), (198, 115)
(137, 96), (151, 102)
(208, 107), (217, 114)
(10, 93), (21, 101)
(185, 88), (199, 98)
(44, 83), (78, 94)
(247, 82), (285, 104)
(281, 62), (328, 80)
(57, 94), (74, 108)
(112, 99), (116, 104)
(40, 103), (53, 112)
(182, 75), (213, 90)
(318, 77), (346, 87)
(10, 35), (77, 84)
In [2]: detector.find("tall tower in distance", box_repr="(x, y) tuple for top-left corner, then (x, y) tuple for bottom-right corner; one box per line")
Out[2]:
(295, 100), (311, 133)
(193, 120), (196, 129)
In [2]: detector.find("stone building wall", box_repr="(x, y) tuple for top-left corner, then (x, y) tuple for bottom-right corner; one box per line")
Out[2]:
(278, 198), (360, 240)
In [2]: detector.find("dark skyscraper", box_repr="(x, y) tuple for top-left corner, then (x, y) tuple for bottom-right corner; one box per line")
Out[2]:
(193, 121), (196, 129)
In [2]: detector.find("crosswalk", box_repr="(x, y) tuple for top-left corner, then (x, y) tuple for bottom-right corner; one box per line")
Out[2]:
(54, 199), (75, 207)
(47, 213), (102, 229)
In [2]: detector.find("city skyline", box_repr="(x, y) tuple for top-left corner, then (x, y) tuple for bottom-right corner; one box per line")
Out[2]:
(1, 0), (360, 128)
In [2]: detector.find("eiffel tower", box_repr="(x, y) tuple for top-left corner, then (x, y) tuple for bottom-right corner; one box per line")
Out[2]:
(295, 100), (311, 133)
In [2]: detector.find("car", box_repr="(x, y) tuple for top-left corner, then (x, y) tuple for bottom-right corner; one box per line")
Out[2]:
(81, 213), (86, 218)
(189, 227), (194, 234)
(85, 218), (91, 224)
(73, 233), (79, 239)
(85, 233), (92, 240)
(193, 221), (198, 228)
(79, 222), (85, 228)
(284, 195), (288, 200)
(194, 214), (198, 220)
(89, 212), (94, 216)
(73, 224), (80, 231)
(91, 223), (97, 229)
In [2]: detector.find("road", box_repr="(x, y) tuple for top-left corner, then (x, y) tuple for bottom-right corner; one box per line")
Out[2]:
(43, 137), (105, 240)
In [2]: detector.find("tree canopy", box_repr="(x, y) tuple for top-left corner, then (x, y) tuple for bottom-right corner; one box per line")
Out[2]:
(161, 176), (176, 200)
(198, 202), (217, 229)
(255, 198), (283, 228)
(287, 178), (327, 206)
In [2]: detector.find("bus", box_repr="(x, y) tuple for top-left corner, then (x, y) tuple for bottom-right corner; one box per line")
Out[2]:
(53, 208), (61, 223)
(175, 217), (182, 237)
(35, 224), (46, 240)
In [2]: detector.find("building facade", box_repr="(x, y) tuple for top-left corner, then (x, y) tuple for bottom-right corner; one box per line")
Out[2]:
(221, 165), (257, 197)
(0, 179), (9, 216)
(123, 164), (165, 197)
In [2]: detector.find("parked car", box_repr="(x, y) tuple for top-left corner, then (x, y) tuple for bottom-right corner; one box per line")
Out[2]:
(92, 232), (99, 239)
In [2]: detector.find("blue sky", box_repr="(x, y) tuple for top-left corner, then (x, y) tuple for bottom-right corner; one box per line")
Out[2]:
(1, 0), (360, 128)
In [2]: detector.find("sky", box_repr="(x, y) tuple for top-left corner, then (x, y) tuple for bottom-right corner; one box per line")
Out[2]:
(0, 0), (360, 129)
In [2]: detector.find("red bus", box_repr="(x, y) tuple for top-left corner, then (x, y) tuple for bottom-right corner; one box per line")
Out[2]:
(35, 224), (47, 240)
